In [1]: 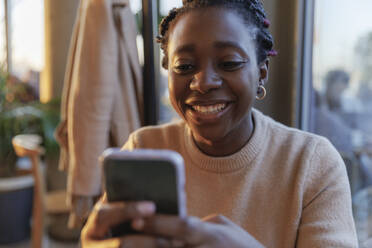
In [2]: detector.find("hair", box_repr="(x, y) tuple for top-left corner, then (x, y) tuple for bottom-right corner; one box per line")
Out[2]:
(156, 0), (276, 69)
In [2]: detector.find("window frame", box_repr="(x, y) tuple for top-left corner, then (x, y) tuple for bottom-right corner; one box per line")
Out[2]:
(296, 0), (315, 131)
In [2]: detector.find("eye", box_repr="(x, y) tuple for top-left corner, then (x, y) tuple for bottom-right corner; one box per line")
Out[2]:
(218, 61), (247, 71)
(173, 63), (195, 74)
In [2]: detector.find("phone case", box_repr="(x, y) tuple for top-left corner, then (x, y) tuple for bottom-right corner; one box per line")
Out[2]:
(100, 148), (187, 218)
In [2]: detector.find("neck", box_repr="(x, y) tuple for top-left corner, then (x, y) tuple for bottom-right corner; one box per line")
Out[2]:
(192, 113), (254, 157)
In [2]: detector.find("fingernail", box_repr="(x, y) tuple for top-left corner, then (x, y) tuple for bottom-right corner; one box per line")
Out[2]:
(132, 218), (145, 230)
(138, 202), (155, 214)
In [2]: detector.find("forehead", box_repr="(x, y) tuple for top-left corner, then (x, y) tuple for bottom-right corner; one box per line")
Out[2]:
(168, 7), (256, 57)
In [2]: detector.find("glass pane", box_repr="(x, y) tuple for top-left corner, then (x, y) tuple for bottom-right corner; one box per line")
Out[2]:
(131, 0), (182, 124)
(158, 0), (182, 124)
(160, 0), (182, 15)
(312, 0), (372, 245)
(130, 0), (142, 14)
(9, 0), (44, 89)
(0, 1), (6, 68)
(130, 0), (144, 66)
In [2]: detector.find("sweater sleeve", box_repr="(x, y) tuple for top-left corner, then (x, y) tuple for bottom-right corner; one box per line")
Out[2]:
(296, 138), (358, 247)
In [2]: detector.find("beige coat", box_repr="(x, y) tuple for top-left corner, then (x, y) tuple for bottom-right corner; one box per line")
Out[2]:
(55, 0), (143, 201)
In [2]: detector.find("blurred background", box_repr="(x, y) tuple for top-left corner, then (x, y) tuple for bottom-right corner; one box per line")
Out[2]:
(1, 0), (372, 247)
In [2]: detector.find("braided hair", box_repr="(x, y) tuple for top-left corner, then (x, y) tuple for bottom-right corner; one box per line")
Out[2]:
(156, 0), (276, 69)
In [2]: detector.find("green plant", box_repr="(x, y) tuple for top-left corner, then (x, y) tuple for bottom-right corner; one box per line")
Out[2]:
(0, 70), (60, 177)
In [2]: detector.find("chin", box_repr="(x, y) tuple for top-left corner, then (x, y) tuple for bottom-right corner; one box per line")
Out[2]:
(190, 124), (229, 144)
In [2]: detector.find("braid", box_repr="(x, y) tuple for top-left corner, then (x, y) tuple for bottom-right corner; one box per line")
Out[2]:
(157, 0), (276, 69)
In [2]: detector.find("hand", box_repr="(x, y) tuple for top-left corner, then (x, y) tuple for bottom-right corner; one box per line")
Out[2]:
(134, 214), (264, 248)
(81, 197), (171, 248)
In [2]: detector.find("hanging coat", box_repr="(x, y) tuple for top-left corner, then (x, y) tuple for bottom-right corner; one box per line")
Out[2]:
(55, 0), (143, 226)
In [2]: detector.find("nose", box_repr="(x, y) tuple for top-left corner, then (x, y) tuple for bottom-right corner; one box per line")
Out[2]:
(190, 66), (222, 94)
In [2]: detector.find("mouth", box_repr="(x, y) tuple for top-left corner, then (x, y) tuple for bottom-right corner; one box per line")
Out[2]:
(191, 103), (228, 114)
(185, 101), (232, 123)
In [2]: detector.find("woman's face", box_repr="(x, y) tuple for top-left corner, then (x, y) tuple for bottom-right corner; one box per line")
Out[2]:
(167, 7), (268, 153)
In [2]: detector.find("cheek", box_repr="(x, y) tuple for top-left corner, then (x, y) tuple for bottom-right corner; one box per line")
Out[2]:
(226, 74), (258, 119)
(228, 73), (257, 100)
(168, 75), (187, 114)
(168, 80), (178, 108)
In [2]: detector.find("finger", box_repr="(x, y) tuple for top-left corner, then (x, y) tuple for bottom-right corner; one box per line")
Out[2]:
(88, 201), (156, 238)
(139, 215), (213, 245)
(131, 218), (145, 230)
(121, 235), (172, 248)
(91, 195), (106, 212)
(81, 236), (123, 248)
(82, 236), (171, 248)
(101, 192), (108, 203)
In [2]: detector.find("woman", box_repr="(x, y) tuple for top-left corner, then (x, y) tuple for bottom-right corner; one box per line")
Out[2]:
(81, 0), (358, 247)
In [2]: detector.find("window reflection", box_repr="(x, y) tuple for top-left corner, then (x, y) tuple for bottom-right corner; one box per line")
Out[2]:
(312, 0), (372, 244)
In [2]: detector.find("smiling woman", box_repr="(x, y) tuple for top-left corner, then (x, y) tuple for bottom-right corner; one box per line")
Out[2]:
(166, 8), (264, 156)
(81, 1), (358, 247)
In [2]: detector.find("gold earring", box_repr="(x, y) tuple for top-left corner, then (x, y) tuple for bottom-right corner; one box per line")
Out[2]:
(256, 85), (267, 100)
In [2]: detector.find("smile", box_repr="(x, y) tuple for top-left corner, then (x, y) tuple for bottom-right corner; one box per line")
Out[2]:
(185, 101), (232, 124)
(191, 103), (227, 114)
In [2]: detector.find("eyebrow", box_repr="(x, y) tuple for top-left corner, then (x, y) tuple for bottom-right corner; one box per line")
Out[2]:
(174, 44), (196, 54)
(213, 41), (247, 55)
(172, 41), (248, 55)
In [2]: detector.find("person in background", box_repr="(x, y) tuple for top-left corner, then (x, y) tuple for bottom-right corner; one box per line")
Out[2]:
(81, 0), (358, 247)
(313, 89), (354, 155)
(324, 69), (350, 113)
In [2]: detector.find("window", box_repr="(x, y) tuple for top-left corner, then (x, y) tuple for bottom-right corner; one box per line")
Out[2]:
(0, 1), (6, 68)
(130, 0), (144, 66)
(158, 0), (182, 123)
(1, 0), (44, 97)
(311, 0), (372, 244)
(9, 0), (44, 82)
(131, 0), (182, 124)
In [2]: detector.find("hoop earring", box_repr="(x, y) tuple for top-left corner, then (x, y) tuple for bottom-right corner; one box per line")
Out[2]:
(256, 85), (267, 100)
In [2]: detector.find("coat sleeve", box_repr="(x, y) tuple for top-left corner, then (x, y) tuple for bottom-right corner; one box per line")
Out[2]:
(296, 138), (358, 247)
(67, 0), (118, 196)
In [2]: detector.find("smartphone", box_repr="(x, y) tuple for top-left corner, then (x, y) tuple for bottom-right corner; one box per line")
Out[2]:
(101, 148), (187, 236)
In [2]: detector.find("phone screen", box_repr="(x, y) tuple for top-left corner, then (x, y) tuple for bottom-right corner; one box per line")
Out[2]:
(105, 159), (179, 215)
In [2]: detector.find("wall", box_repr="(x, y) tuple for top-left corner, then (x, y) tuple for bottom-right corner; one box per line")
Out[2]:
(254, 0), (300, 127)
(40, 0), (79, 102)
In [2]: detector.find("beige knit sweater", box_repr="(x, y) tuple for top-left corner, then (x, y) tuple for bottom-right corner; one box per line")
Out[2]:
(123, 109), (358, 247)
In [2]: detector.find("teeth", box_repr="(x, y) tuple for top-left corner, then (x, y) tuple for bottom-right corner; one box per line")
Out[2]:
(192, 103), (227, 114)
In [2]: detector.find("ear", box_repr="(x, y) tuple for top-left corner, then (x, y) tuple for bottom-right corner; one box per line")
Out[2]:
(258, 59), (269, 84)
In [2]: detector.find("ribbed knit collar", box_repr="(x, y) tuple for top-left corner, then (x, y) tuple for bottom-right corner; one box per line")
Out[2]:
(183, 109), (268, 173)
